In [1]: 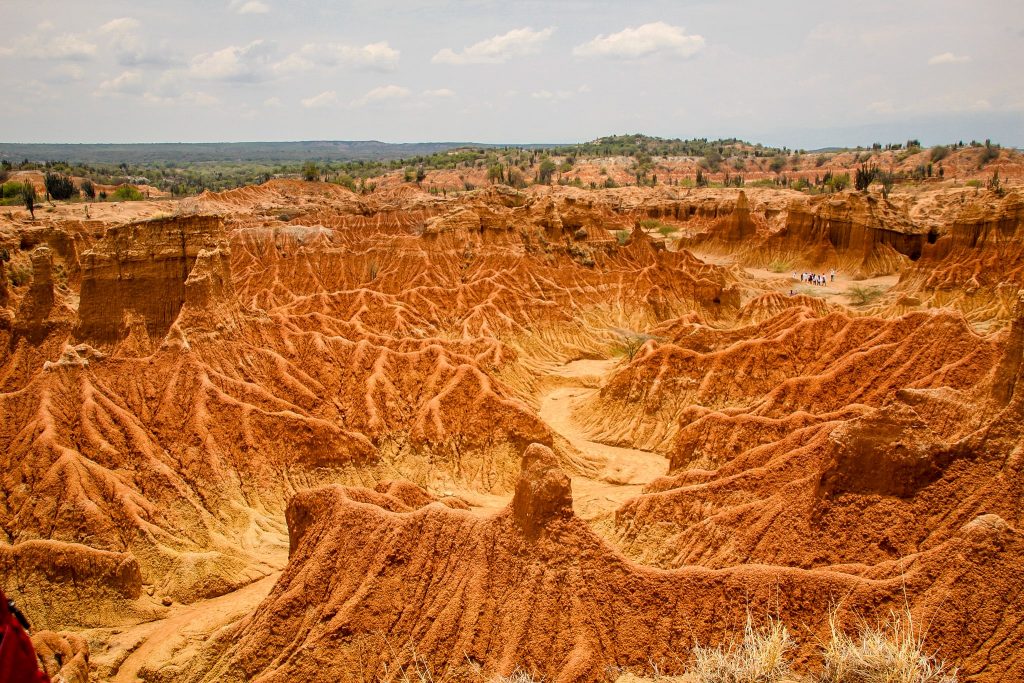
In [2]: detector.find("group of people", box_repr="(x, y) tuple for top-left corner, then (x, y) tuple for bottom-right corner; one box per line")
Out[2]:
(788, 268), (838, 296)
(795, 269), (836, 286)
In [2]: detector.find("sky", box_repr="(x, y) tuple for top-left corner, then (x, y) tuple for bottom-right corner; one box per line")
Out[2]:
(1, 0), (1022, 148)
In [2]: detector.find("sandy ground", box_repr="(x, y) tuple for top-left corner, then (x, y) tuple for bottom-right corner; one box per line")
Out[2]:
(688, 248), (901, 307)
(539, 359), (668, 522)
(87, 573), (279, 682)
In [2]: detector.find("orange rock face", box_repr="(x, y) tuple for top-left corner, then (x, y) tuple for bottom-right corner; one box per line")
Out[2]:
(0, 179), (1021, 681)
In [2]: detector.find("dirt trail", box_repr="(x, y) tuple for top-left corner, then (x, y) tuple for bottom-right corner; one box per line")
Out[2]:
(97, 573), (279, 682)
(539, 359), (668, 521)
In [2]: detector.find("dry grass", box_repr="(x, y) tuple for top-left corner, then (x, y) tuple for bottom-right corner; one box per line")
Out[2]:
(490, 670), (544, 683)
(689, 615), (794, 683)
(820, 610), (957, 683)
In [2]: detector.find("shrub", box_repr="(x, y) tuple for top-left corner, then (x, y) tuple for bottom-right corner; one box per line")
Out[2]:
(929, 145), (950, 163)
(965, 179), (983, 188)
(979, 140), (1000, 165)
(79, 179), (96, 199)
(847, 284), (883, 306)
(301, 161), (319, 181)
(611, 332), (652, 362)
(690, 616), (794, 683)
(21, 182), (36, 218)
(111, 185), (144, 201)
(614, 230), (630, 246)
(768, 259), (791, 273)
(820, 610), (957, 683)
(855, 164), (878, 191)
(44, 172), (76, 200)
(987, 170), (1004, 196)
(769, 155), (786, 172)
(2, 181), (25, 199)
(538, 159), (556, 184)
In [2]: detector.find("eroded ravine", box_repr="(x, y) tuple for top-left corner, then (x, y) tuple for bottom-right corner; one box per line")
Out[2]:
(538, 358), (668, 523)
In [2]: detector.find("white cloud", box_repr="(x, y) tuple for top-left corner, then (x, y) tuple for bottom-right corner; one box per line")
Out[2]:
(573, 21), (704, 59)
(230, 0), (270, 14)
(276, 41), (400, 73)
(39, 33), (99, 61)
(928, 52), (971, 65)
(98, 16), (178, 67)
(190, 40), (276, 81)
(423, 88), (455, 97)
(352, 84), (412, 106)
(301, 90), (339, 108)
(98, 70), (145, 95)
(530, 84), (591, 101)
(432, 26), (554, 65)
(263, 96), (283, 107)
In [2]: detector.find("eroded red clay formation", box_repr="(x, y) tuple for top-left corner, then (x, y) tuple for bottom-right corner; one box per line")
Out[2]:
(0, 179), (1022, 681)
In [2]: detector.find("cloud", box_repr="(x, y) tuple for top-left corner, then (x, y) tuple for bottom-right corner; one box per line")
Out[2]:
(352, 84), (412, 106)
(301, 90), (339, 108)
(573, 21), (704, 59)
(190, 40), (276, 81)
(263, 96), (283, 107)
(530, 84), (591, 101)
(928, 52), (971, 65)
(432, 26), (554, 64)
(97, 70), (146, 95)
(230, 0), (271, 14)
(35, 33), (99, 61)
(423, 88), (455, 97)
(98, 16), (179, 67)
(276, 41), (400, 73)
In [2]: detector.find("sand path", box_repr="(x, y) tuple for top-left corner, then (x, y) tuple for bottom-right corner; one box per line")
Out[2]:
(539, 359), (668, 521)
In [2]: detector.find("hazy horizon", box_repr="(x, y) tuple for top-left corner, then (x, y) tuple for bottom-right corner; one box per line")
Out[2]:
(2, 0), (1022, 149)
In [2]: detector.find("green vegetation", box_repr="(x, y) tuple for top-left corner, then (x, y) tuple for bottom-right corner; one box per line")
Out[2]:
(79, 178), (96, 199)
(0, 135), (1009, 199)
(44, 172), (75, 200)
(846, 284), (884, 306)
(21, 182), (36, 218)
(930, 145), (950, 163)
(767, 259), (791, 273)
(855, 164), (878, 191)
(111, 185), (144, 201)
(614, 230), (630, 246)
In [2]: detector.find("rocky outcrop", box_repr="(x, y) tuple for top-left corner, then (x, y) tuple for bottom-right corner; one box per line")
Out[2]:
(182, 444), (1024, 682)
(74, 215), (227, 346)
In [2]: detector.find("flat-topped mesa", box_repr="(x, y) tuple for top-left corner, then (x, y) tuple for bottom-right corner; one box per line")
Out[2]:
(73, 215), (227, 347)
(510, 443), (574, 538)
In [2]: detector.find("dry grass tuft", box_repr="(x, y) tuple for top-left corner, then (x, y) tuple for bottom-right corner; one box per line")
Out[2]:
(490, 670), (544, 682)
(689, 615), (795, 683)
(820, 610), (957, 683)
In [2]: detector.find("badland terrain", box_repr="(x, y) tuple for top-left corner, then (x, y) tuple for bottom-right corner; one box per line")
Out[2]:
(1, 138), (1022, 682)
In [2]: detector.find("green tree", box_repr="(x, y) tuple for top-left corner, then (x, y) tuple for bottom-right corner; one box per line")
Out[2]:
(301, 161), (319, 181)
(538, 159), (556, 184)
(44, 172), (76, 200)
(22, 182), (36, 219)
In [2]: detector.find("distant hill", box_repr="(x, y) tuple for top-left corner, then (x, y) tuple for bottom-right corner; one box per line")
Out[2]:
(0, 140), (499, 165)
